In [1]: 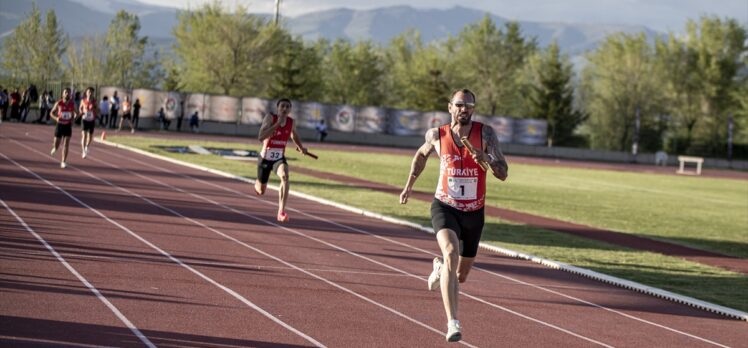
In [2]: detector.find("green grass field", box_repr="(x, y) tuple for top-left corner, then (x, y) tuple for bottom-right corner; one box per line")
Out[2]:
(106, 135), (748, 312)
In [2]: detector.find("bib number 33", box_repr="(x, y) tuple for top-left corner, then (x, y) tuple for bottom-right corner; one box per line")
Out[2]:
(447, 177), (477, 200)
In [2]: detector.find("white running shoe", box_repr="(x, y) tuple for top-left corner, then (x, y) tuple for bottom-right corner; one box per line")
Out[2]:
(82, 148), (87, 159)
(60, 162), (67, 169)
(50, 147), (56, 155)
(446, 320), (462, 342)
(428, 257), (442, 291)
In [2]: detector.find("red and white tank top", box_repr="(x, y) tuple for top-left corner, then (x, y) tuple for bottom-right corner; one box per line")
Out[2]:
(260, 115), (294, 160)
(434, 122), (486, 212)
(57, 99), (75, 125)
(81, 98), (96, 122)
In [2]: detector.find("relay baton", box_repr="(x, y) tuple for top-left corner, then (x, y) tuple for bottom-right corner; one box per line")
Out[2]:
(460, 136), (490, 172)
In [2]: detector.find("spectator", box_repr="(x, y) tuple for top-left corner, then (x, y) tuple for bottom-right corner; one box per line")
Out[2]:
(190, 111), (199, 133)
(19, 89), (30, 122)
(73, 90), (82, 125)
(158, 107), (170, 130)
(99, 96), (110, 127)
(315, 119), (328, 142)
(0, 88), (7, 122)
(176, 99), (184, 132)
(132, 98), (141, 130)
(109, 91), (120, 128)
(36, 91), (51, 124)
(9, 88), (20, 121)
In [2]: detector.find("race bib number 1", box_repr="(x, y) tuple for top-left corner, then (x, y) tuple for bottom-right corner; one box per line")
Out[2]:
(264, 148), (283, 160)
(447, 177), (477, 200)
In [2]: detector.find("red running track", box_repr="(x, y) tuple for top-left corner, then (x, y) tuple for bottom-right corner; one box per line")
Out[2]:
(1, 123), (746, 347)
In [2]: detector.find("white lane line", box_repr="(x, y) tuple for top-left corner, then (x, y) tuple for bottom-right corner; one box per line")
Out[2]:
(7, 138), (475, 348)
(0, 198), (155, 348)
(96, 140), (736, 347)
(86, 144), (611, 347)
(0, 151), (326, 348)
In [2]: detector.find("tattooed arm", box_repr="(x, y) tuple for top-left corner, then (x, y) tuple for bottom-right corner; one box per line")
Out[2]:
(400, 128), (438, 204)
(481, 125), (509, 181)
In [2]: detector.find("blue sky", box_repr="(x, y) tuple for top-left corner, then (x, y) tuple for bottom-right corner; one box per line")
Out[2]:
(138, 0), (747, 32)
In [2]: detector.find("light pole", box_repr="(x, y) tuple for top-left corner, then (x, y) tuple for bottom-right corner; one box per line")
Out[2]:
(274, 0), (281, 25)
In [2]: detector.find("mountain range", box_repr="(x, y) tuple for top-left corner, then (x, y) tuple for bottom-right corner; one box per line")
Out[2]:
(1, 0), (661, 56)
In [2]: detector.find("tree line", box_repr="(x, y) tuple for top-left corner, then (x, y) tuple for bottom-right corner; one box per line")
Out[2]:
(2, 3), (746, 158)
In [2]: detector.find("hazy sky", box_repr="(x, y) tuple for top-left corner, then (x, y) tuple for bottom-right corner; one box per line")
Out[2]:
(138, 0), (747, 32)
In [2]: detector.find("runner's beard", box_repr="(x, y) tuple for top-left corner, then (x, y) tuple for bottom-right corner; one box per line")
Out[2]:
(457, 113), (471, 125)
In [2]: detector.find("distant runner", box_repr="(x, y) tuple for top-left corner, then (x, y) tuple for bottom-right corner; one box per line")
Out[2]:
(79, 87), (98, 159)
(255, 98), (310, 222)
(49, 87), (78, 168)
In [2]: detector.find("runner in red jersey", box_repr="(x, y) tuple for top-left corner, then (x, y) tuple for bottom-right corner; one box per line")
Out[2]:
(79, 87), (98, 159)
(400, 89), (508, 342)
(255, 98), (309, 222)
(49, 88), (78, 169)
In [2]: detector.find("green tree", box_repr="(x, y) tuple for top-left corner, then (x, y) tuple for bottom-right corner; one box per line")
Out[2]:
(654, 34), (702, 152)
(685, 16), (747, 155)
(382, 31), (450, 111)
(268, 35), (324, 101)
(448, 17), (536, 116)
(105, 10), (148, 88)
(524, 42), (585, 146)
(173, 2), (285, 96)
(66, 35), (108, 86)
(322, 39), (386, 106)
(1, 4), (66, 86)
(580, 33), (663, 151)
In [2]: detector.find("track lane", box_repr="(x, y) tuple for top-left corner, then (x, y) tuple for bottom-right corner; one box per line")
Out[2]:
(74, 135), (744, 346)
(2, 124), (746, 347)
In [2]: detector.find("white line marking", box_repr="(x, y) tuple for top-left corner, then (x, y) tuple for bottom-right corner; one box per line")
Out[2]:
(0, 151), (325, 348)
(84, 143), (612, 347)
(0, 197), (156, 348)
(94, 138), (743, 346)
(7, 138), (475, 348)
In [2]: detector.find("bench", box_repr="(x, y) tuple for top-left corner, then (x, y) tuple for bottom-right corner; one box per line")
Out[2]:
(677, 156), (704, 175)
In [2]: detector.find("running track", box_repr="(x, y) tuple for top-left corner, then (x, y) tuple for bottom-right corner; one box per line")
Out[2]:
(1, 123), (746, 347)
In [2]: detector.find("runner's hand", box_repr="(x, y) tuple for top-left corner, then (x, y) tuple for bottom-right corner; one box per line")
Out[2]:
(399, 188), (410, 204)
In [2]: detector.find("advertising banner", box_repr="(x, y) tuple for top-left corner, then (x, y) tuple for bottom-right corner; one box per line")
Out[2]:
(329, 104), (355, 132)
(486, 116), (514, 143)
(355, 106), (387, 134)
(422, 111), (450, 131)
(130, 89), (158, 118)
(162, 92), (183, 119)
(298, 102), (326, 129)
(240, 97), (270, 125)
(185, 94), (209, 122)
(388, 110), (423, 136)
(208, 95), (240, 122)
(513, 118), (547, 145)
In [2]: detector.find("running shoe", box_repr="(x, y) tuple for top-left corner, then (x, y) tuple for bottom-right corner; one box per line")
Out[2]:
(277, 211), (289, 222)
(428, 257), (442, 291)
(82, 148), (87, 159)
(446, 320), (462, 342)
(50, 147), (56, 155)
(60, 162), (67, 169)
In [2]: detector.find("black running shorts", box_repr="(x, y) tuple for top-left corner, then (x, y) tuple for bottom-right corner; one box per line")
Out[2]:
(55, 123), (72, 138)
(82, 120), (95, 133)
(430, 199), (485, 258)
(257, 157), (287, 184)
